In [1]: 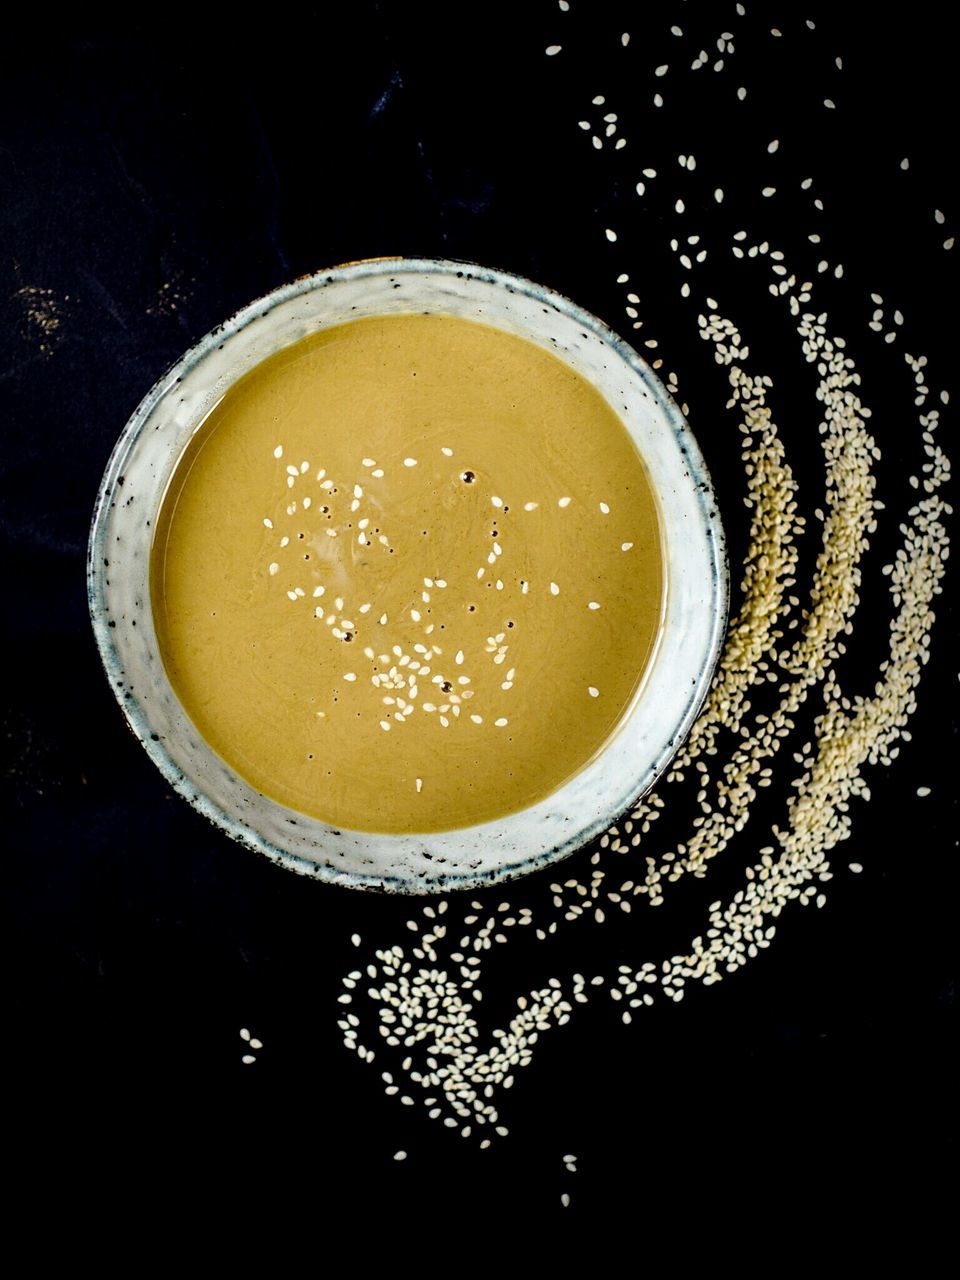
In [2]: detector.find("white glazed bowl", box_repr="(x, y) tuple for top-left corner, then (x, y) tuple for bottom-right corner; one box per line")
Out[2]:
(88, 258), (727, 892)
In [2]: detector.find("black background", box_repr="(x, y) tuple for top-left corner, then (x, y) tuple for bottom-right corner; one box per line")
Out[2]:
(3, 0), (956, 1248)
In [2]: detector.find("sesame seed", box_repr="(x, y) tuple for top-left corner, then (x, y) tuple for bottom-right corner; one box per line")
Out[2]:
(403, 457), (417, 467)
(588, 687), (599, 698)
(550, 582), (560, 595)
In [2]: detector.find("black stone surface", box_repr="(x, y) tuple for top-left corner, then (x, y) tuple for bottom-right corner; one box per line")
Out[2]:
(2, 0), (955, 1248)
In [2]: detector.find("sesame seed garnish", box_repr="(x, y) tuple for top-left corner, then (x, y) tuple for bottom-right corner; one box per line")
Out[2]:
(599, 502), (610, 514)
(621, 542), (633, 551)
(558, 496), (571, 507)
(588, 601), (600, 610)
(269, 563), (278, 575)
(550, 582), (560, 595)
(343, 673), (356, 682)
(441, 446), (453, 456)
(524, 501), (539, 511)
(588, 686), (599, 698)
(273, 445), (283, 459)
(491, 495), (503, 508)
(494, 717), (508, 727)
(415, 778), (423, 793)
(263, 518), (273, 529)
(403, 457), (418, 467)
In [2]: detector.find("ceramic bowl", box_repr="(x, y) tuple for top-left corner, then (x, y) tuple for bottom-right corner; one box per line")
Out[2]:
(88, 257), (727, 892)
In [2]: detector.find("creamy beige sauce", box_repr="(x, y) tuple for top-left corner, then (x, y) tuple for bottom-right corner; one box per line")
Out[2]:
(151, 314), (665, 832)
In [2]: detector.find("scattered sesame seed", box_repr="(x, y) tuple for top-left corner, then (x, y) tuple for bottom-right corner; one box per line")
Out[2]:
(588, 686), (599, 698)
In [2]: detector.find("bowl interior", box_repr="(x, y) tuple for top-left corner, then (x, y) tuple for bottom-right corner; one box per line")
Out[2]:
(88, 258), (727, 892)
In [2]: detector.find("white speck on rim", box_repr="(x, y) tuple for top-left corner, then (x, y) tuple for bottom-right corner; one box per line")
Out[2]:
(588, 687), (599, 698)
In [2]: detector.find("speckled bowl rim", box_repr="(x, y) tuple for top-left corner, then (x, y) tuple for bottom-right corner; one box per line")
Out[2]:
(88, 256), (728, 893)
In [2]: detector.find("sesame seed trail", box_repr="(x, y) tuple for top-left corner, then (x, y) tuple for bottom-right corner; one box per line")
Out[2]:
(329, 5), (952, 1158)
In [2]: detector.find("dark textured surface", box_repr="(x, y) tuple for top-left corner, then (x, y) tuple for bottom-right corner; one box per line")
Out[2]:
(3, 1), (955, 1245)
